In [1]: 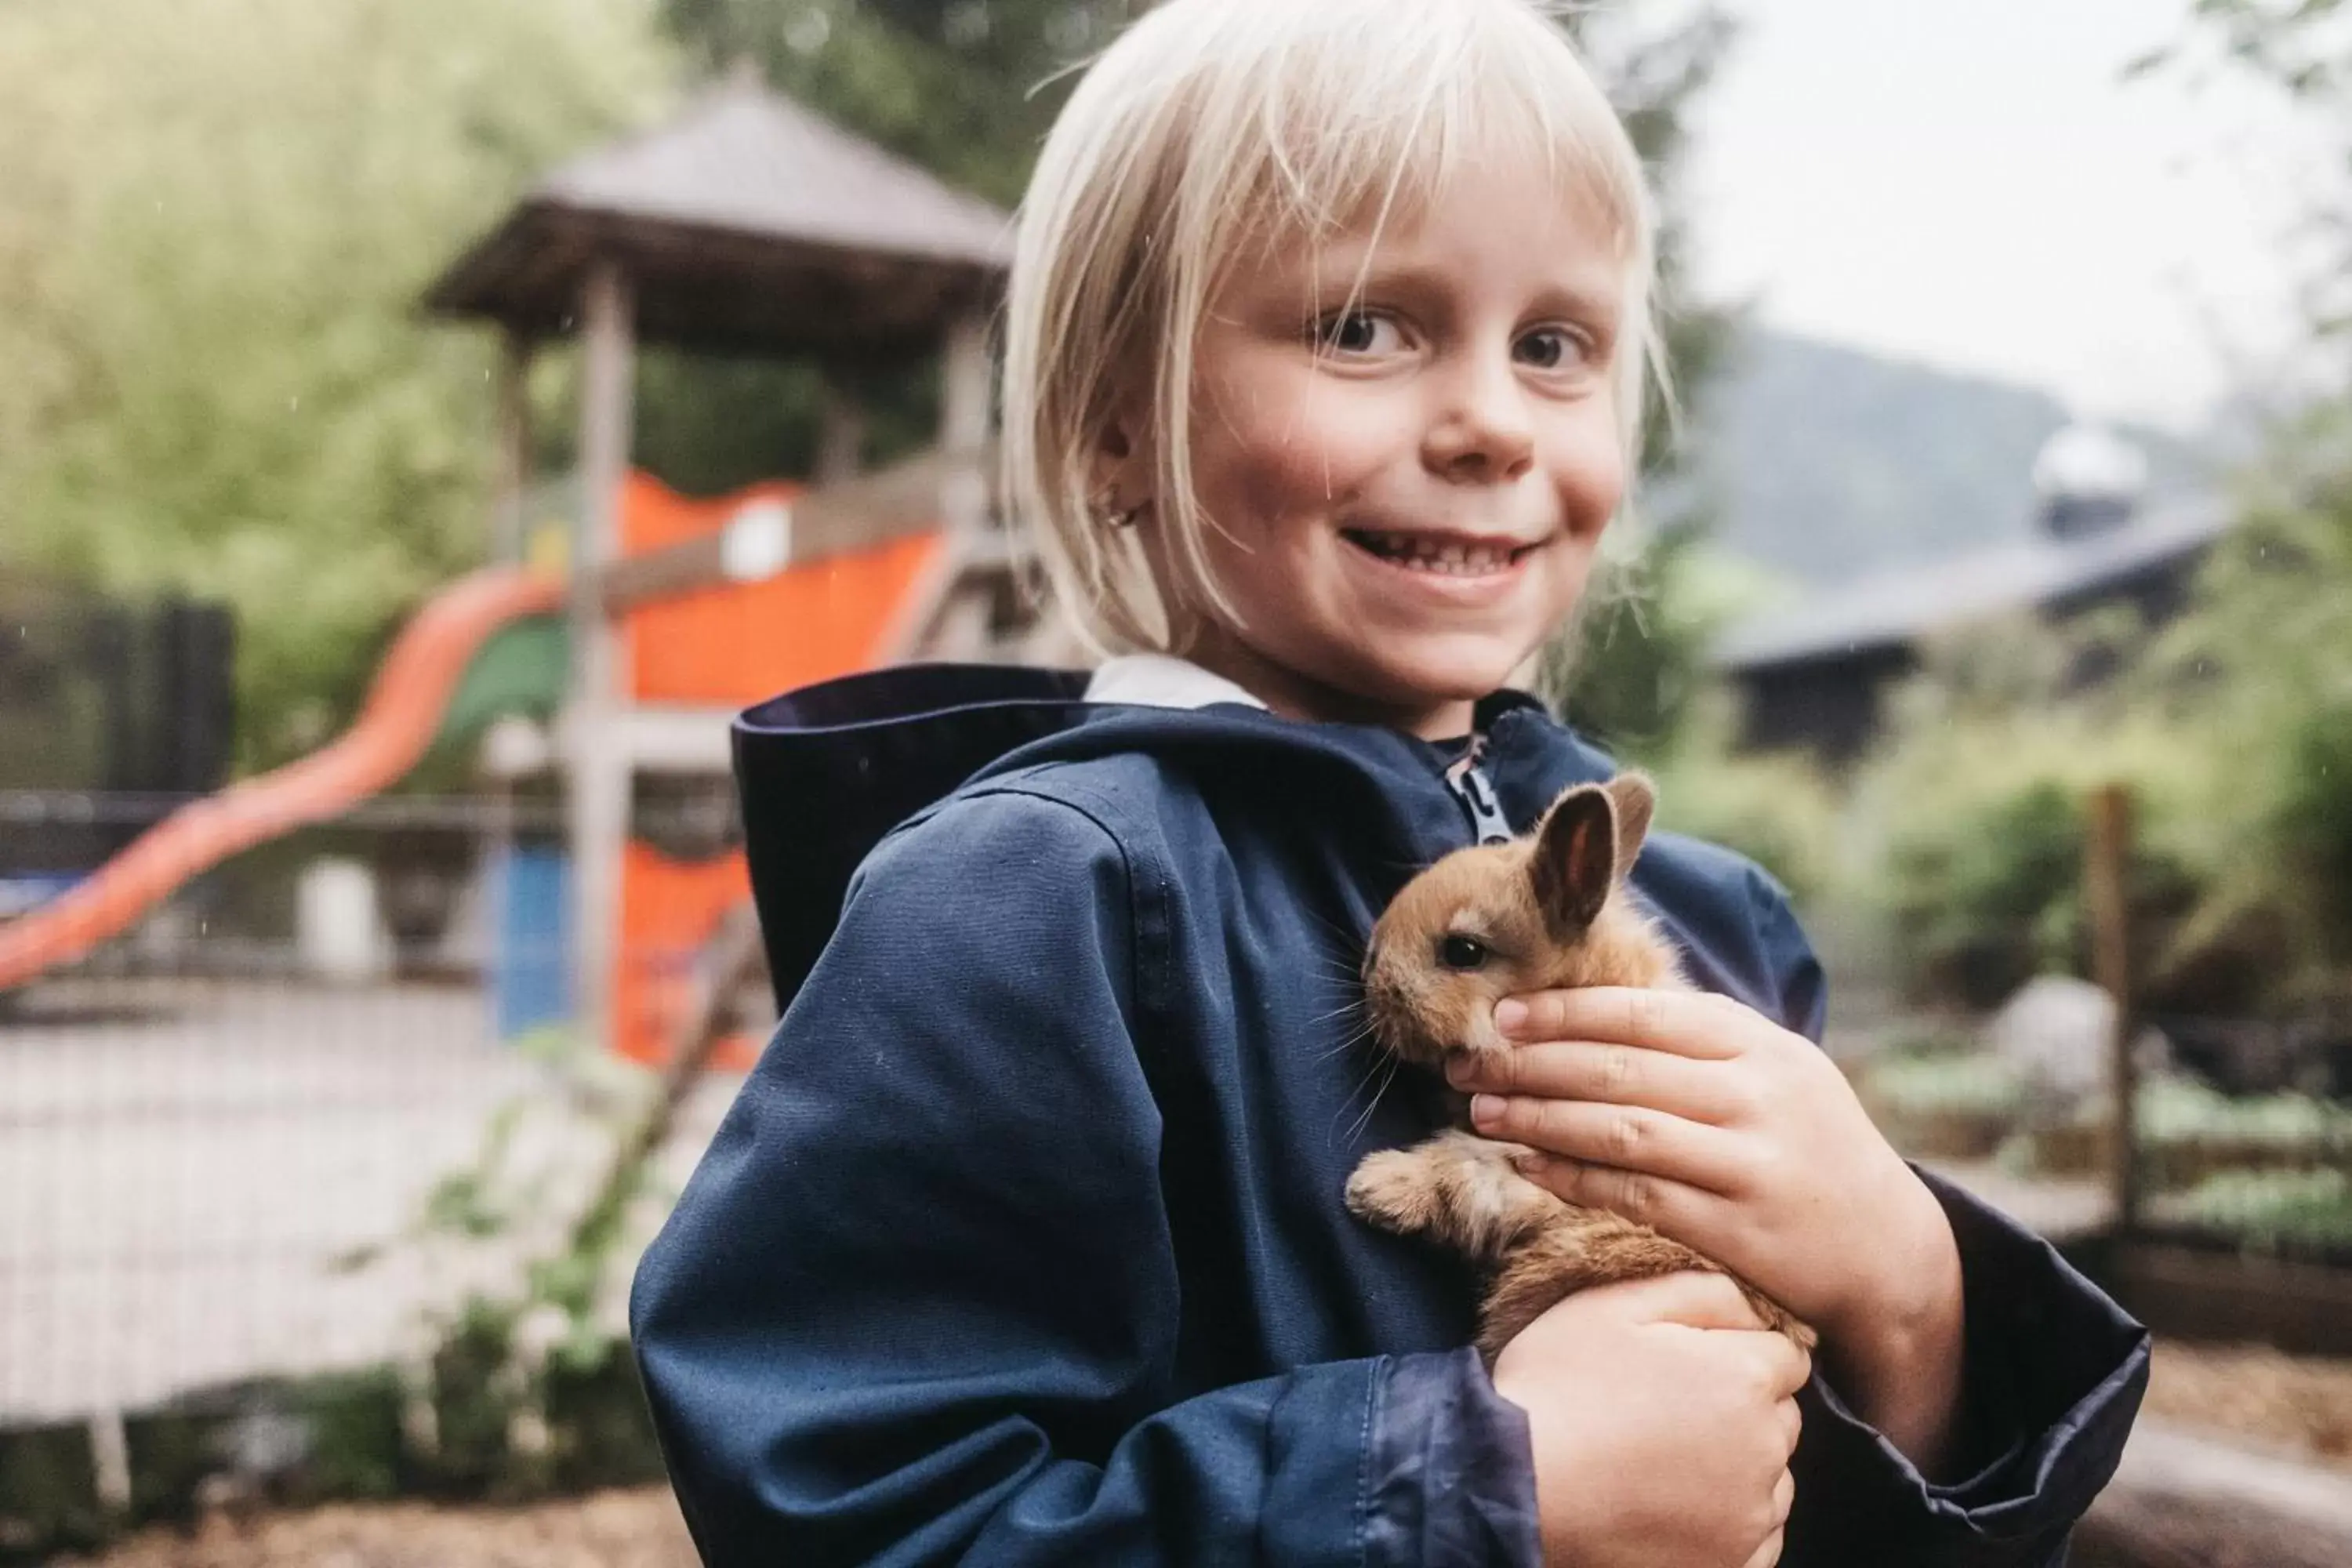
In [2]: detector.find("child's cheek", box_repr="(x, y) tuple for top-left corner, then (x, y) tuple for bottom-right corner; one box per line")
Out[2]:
(1224, 372), (1402, 510)
(1544, 405), (1628, 543)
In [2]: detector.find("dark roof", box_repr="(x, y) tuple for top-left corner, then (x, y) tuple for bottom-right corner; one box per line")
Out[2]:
(424, 77), (1013, 359)
(1713, 499), (2232, 672)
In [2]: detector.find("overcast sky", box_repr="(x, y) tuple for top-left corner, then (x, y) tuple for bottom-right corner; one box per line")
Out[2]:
(1682, 0), (2332, 432)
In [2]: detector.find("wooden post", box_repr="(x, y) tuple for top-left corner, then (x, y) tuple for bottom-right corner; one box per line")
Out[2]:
(939, 312), (993, 540)
(2085, 783), (2138, 1233)
(570, 262), (634, 1054)
(815, 373), (867, 486)
(492, 330), (535, 564)
(916, 312), (996, 660)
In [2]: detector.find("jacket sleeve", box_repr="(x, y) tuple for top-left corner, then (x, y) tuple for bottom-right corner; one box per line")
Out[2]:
(629, 789), (1540, 1568)
(1746, 877), (2152, 1566)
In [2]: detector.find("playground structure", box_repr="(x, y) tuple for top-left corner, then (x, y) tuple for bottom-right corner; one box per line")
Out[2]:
(0, 74), (1049, 1062)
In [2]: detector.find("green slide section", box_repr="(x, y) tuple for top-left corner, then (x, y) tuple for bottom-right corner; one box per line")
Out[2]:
(434, 614), (568, 755)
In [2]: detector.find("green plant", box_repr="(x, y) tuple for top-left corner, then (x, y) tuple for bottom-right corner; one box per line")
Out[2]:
(336, 1025), (672, 1499)
(1860, 1048), (2025, 1121)
(1638, 691), (1841, 906)
(2173, 1167), (2352, 1254)
(2135, 1076), (2352, 1150)
(1839, 652), (2216, 1008)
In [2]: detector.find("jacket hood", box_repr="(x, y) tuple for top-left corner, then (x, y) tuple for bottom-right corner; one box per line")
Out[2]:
(732, 662), (1601, 1014)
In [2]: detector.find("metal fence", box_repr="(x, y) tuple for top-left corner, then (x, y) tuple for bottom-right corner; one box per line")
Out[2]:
(10, 782), (2348, 1446)
(0, 793), (744, 1436)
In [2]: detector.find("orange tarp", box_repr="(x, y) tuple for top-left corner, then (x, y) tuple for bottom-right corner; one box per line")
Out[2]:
(615, 840), (760, 1071)
(611, 471), (942, 1068)
(619, 471), (945, 706)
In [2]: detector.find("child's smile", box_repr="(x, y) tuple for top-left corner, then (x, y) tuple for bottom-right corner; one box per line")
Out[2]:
(1125, 160), (1632, 739)
(1341, 528), (1544, 581)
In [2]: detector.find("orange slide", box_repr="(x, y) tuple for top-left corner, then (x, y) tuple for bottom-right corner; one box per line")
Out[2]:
(0, 567), (562, 991)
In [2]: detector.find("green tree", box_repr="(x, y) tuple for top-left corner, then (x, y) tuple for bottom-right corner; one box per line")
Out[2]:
(659, 0), (1130, 207)
(2148, 408), (2352, 994)
(2154, 2), (2352, 994)
(0, 0), (673, 767)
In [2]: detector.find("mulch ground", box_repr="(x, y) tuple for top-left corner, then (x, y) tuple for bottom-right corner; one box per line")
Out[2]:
(58, 1487), (698, 1568)
(2144, 1338), (2352, 1473)
(59, 1339), (2352, 1565)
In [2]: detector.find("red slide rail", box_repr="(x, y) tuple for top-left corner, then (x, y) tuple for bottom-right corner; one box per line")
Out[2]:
(0, 567), (563, 992)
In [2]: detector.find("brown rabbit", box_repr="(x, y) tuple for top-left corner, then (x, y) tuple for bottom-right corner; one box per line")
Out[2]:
(1345, 772), (1813, 1361)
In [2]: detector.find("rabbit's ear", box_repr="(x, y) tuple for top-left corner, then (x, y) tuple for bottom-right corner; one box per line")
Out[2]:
(1529, 784), (1616, 940)
(1605, 771), (1657, 873)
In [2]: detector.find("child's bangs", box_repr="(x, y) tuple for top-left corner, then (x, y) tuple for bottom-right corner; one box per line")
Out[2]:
(1226, 4), (1647, 276)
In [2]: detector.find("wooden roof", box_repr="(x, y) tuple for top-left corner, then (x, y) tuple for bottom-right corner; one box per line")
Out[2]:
(424, 76), (1012, 359)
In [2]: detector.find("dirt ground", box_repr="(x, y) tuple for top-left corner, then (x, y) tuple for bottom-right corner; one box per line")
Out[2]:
(2144, 1339), (2352, 1473)
(57, 1339), (2352, 1566)
(58, 1488), (698, 1568)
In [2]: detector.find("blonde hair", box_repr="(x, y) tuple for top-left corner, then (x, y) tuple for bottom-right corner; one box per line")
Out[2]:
(1002, 0), (1664, 656)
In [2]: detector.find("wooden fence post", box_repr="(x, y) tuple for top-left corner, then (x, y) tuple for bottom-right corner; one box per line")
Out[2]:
(2085, 782), (2139, 1233)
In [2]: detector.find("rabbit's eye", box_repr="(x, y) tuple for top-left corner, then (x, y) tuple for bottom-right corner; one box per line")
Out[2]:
(1438, 935), (1490, 972)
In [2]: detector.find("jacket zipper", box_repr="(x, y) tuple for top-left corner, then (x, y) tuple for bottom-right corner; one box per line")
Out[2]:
(1443, 742), (1515, 846)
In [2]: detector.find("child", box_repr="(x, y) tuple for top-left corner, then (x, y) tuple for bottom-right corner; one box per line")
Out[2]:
(631, 1), (2147, 1563)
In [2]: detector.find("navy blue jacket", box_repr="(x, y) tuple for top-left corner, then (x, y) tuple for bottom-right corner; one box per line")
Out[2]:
(631, 666), (2147, 1566)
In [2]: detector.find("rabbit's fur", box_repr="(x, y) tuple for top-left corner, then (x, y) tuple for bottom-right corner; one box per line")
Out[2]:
(1345, 774), (1812, 1361)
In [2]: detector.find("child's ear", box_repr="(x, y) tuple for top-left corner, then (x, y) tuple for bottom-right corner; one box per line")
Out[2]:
(1089, 412), (1152, 510)
(1604, 771), (1657, 873)
(1529, 784), (1617, 939)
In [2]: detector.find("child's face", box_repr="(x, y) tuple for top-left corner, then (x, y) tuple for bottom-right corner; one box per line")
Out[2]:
(1156, 163), (1628, 737)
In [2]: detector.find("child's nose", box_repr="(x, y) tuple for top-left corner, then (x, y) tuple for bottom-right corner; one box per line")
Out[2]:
(1423, 354), (1537, 483)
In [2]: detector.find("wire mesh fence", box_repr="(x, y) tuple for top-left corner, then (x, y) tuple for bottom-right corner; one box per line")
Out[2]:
(0, 793), (745, 1434)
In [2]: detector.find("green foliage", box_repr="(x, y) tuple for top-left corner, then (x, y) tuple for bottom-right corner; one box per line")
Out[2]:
(660, 0), (1141, 209)
(0, 0), (673, 767)
(2141, 412), (2352, 996)
(347, 1024), (681, 1499)
(2176, 1167), (2352, 1254)
(1635, 691), (1839, 904)
(1838, 621), (2216, 1007)
(2137, 1075), (2352, 1149)
(1859, 1047), (2026, 1122)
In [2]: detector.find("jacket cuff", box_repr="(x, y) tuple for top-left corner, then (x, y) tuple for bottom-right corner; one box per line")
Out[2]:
(1334, 1348), (1542, 1568)
(1805, 1167), (2149, 1544)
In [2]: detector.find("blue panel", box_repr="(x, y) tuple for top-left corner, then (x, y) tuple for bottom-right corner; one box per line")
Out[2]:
(492, 844), (571, 1040)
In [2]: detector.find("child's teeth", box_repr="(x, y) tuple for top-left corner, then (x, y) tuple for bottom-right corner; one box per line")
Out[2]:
(1354, 531), (1518, 575)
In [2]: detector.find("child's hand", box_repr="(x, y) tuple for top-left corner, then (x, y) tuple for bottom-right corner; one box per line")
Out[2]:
(1493, 1271), (1806, 1568)
(1453, 987), (1967, 1472)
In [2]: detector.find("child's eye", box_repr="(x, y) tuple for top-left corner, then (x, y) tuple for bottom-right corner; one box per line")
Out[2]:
(1516, 327), (1589, 372)
(1316, 310), (1402, 357)
(1438, 935), (1490, 972)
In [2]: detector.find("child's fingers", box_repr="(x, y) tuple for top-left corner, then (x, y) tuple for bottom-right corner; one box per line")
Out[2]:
(1474, 1094), (1749, 1195)
(1449, 1039), (1740, 1123)
(1496, 985), (1755, 1060)
(1576, 1268), (1764, 1331)
(1512, 1150), (1730, 1250)
(1758, 1334), (1814, 1402)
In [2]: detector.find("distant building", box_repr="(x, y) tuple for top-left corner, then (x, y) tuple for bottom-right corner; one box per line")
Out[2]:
(1712, 426), (2227, 763)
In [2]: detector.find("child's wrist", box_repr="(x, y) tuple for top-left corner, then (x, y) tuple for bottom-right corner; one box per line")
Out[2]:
(1820, 1177), (1968, 1468)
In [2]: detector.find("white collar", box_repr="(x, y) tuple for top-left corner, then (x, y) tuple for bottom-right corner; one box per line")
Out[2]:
(1083, 654), (1269, 712)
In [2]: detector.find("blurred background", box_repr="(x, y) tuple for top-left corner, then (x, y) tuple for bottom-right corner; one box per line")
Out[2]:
(2, 1), (2348, 1563)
